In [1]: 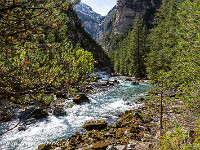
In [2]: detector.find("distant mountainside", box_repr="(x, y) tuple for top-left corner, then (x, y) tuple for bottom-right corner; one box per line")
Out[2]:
(65, 9), (110, 69)
(74, 2), (103, 41)
(74, 0), (161, 51)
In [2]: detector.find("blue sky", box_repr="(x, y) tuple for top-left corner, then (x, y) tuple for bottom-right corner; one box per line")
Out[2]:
(81, 0), (117, 16)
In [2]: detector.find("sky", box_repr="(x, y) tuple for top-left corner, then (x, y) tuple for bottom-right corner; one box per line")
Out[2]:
(81, 0), (117, 16)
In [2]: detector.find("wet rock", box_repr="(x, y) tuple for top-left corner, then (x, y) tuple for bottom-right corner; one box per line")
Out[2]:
(53, 107), (66, 116)
(85, 85), (93, 92)
(82, 120), (108, 131)
(131, 81), (139, 85)
(125, 78), (132, 81)
(19, 107), (48, 121)
(138, 97), (145, 102)
(73, 94), (90, 104)
(25, 118), (37, 125)
(99, 80), (110, 86)
(113, 80), (119, 84)
(38, 144), (53, 150)
(18, 125), (26, 131)
(111, 73), (121, 77)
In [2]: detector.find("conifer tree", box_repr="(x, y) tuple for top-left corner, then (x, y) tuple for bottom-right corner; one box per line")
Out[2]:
(127, 14), (148, 78)
(0, 0), (95, 102)
(145, 0), (178, 80)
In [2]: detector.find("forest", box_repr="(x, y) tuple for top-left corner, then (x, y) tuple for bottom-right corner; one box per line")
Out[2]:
(108, 0), (200, 148)
(0, 0), (199, 149)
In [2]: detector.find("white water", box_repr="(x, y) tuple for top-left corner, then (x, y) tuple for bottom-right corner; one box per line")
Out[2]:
(0, 72), (153, 150)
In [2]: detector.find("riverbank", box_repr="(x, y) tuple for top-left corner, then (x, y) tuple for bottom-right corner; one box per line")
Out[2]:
(38, 88), (200, 150)
(0, 72), (154, 149)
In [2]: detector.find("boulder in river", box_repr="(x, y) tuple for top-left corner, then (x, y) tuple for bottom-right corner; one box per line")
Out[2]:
(131, 81), (139, 85)
(85, 85), (93, 92)
(53, 107), (66, 116)
(19, 107), (48, 121)
(125, 78), (133, 81)
(73, 94), (89, 104)
(18, 125), (27, 131)
(82, 120), (108, 131)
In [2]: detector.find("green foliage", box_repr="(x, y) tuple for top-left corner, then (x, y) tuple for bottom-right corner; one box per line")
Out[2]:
(110, 14), (148, 78)
(145, 0), (178, 80)
(160, 122), (200, 150)
(0, 0), (94, 102)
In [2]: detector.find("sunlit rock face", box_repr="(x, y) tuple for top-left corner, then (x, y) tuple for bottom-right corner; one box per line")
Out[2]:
(74, 2), (103, 41)
(114, 0), (161, 34)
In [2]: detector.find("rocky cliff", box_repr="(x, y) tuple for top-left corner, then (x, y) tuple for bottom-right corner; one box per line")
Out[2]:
(98, 6), (116, 43)
(74, 3), (103, 41)
(114, 0), (161, 34)
(74, 0), (161, 51)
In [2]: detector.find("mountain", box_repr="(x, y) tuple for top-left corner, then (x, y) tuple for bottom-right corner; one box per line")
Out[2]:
(74, 0), (161, 51)
(64, 9), (110, 69)
(74, 2), (103, 41)
(114, 0), (162, 34)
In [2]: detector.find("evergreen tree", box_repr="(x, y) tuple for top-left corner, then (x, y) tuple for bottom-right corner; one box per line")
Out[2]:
(145, 0), (178, 80)
(0, 0), (95, 102)
(163, 0), (200, 104)
(127, 14), (148, 78)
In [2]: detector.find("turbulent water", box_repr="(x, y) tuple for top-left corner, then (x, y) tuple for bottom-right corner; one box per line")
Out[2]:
(0, 72), (153, 150)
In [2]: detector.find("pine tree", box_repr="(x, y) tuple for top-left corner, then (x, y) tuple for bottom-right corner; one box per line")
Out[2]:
(145, 0), (178, 80)
(0, 0), (95, 102)
(127, 14), (148, 78)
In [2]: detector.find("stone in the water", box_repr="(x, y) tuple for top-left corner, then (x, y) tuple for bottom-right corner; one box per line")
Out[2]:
(113, 79), (119, 84)
(38, 144), (53, 150)
(85, 85), (93, 92)
(82, 120), (108, 131)
(18, 125), (26, 131)
(53, 107), (66, 116)
(131, 81), (139, 85)
(19, 107), (48, 121)
(73, 94), (90, 104)
(25, 118), (37, 125)
(125, 78), (133, 81)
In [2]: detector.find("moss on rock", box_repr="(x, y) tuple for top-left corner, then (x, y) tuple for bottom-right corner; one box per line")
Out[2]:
(82, 120), (108, 131)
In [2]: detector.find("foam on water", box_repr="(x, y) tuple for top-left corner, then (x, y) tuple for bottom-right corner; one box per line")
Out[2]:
(0, 72), (153, 150)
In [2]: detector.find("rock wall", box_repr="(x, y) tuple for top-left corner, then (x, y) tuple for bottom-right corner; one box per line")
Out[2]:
(114, 0), (161, 34)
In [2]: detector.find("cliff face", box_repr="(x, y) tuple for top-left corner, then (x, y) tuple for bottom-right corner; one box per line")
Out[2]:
(114, 0), (161, 34)
(74, 3), (103, 41)
(98, 6), (116, 43)
(74, 0), (161, 52)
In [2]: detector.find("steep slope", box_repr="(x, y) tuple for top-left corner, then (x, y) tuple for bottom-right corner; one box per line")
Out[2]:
(65, 9), (110, 69)
(74, 3), (103, 41)
(114, 0), (161, 34)
(98, 6), (117, 43)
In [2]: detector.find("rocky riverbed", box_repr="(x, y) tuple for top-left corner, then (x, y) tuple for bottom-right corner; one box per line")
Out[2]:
(0, 71), (154, 150)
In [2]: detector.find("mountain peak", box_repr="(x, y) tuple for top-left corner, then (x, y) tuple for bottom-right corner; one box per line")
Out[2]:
(74, 2), (103, 23)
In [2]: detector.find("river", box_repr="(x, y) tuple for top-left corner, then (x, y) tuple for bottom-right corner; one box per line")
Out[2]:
(0, 72), (153, 150)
